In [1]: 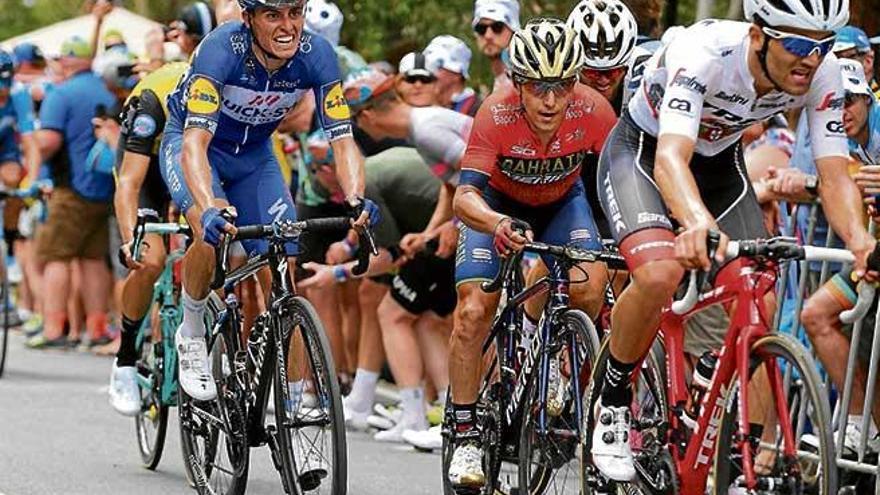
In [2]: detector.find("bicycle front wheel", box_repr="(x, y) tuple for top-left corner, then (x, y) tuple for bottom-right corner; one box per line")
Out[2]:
(711, 333), (836, 495)
(274, 296), (346, 495)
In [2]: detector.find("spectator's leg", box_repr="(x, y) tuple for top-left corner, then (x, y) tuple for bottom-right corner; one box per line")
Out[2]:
(338, 280), (360, 378)
(80, 258), (111, 341)
(377, 293), (427, 431)
(68, 259), (84, 341)
(415, 311), (451, 399)
(41, 260), (71, 340)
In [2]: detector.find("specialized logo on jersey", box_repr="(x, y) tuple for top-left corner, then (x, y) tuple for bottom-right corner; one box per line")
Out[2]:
(132, 114), (157, 138)
(221, 85), (304, 125)
(187, 78), (221, 115)
(322, 82), (350, 121)
(498, 151), (585, 185)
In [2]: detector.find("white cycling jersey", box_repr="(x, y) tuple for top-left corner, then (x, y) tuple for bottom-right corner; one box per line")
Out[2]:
(408, 106), (473, 186)
(627, 19), (848, 159)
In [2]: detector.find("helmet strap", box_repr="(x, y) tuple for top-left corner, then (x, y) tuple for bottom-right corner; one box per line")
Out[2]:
(757, 35), (785, 93)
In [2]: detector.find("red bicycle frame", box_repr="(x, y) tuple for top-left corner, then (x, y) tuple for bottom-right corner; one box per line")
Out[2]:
(659, 258), (794, 494)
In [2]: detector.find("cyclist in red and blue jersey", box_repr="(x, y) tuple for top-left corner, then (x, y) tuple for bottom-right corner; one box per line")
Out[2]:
(160, 0), (377, 406)
(447, 18), (616, 489)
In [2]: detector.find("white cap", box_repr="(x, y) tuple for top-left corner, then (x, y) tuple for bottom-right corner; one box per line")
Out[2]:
(305, 0), (344, 47)
(398, 52), (434, 79)
(839, 57), (872, 97)
(472, 0), (520, 31)
(424, 35), (472, 79)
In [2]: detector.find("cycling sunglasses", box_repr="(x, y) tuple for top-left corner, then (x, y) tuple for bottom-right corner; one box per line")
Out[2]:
(518, 77), (577, 97)
(580, 66), (627, 81)
(474, 21), (506, 36)
(403, 74), (436, 85)
(762, 27), (836, 58)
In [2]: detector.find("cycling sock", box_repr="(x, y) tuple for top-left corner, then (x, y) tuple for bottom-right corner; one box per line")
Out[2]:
(452, 401), (479, 440)
(601, 353), (637, 408)
(400, 386), (426, 425)
(180, 291), (208, 338)
(115, 315), (144, 367)
(346, 368), (378, 412)
(86, 312), (108, 340)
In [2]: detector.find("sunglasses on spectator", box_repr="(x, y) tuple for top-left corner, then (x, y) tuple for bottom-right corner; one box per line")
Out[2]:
(517, 77), (576, 97)
(474, 21), (506, 36)
(580, 66), (627, 81)
(403, 74), (436, 85)
(762, 27), (836, 58)
(844, 92), (869, 106)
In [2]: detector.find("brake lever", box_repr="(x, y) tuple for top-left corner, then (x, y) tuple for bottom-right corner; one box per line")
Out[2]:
(350, 225), (378, 277)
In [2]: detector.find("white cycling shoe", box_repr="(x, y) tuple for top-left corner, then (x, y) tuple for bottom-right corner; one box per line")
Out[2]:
(591, 399), (636, 482)
(109, 361), (141, 417)
(448, 441), (485, 489)
(176, 327), (217, 401)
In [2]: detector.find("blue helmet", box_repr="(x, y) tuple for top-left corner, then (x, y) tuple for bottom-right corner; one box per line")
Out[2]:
(0, 50), (14, 87)
(237, 0), (304, 11)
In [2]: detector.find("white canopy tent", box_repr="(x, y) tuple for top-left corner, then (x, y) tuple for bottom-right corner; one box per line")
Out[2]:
(1, 8), (162, 57)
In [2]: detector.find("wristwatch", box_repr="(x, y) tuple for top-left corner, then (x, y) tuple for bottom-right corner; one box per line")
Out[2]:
(804, 175), (819, 197)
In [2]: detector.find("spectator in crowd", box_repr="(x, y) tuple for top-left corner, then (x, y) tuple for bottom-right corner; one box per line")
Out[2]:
(871, 33), (880, 96)
(167, 1), (217, 58)
(423, 35), (481, 117)
(102, 29), (128, 53)
(27, 36), (116, 349)
(12, 43), (49, 104)
(305, 0), (368, 92)
(471, 0), (519, 92)
(834, 26), (877, 93)
(396, 52), (438, 108)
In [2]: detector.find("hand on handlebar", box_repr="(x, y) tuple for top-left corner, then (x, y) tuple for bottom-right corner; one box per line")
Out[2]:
(851, 235), (880, 283)
(674, 222), (728, 271)
(493, 217), (532, 257)
(347, 196), (381, 230)
(117, 241), (145, 270)
(201, 207), (237, 246)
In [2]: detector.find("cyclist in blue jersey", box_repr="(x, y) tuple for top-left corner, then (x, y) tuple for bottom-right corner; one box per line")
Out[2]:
(160, 0), (376, 402)
(0, 50), (40, 196)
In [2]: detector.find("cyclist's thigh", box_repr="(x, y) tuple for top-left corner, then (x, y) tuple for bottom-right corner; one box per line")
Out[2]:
(225, 147), (297, 256)
(597, 112), (673, 243)
(159, 131), (225, 214)
(454, 224), (500, 287)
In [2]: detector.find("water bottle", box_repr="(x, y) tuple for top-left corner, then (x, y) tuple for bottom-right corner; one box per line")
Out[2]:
(685, 351), (718, 427)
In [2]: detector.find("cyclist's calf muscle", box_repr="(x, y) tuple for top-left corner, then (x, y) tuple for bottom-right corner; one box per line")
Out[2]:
(449, 282), (502, 404)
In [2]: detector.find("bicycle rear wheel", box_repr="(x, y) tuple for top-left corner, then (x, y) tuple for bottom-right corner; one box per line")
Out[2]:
(135, 320), (168, 470)
(274, 296), (346, 495)
(179, 327), (250, 495)
(0, 275), (9, 378)
(711, 333), (836, 495)
(582, 338), (673, 495)
(519, 310), (600, 495)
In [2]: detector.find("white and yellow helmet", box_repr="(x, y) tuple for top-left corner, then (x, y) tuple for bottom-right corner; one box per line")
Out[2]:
(508, 17), (583, 81)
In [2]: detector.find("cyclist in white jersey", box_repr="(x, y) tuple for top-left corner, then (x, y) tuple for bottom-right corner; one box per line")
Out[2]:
(590, 0), (879, 482)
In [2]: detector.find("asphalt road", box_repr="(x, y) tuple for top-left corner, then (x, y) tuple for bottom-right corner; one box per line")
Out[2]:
(0, 331), (442, 495)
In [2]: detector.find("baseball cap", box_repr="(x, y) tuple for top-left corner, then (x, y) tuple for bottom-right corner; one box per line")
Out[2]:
(342, 68), (396, 112)
(870, 34), (880, 45)
(60, 36), (92, 59)
(12, 43), (44, 66)
(839, 57), (872, 97)
(472, 0), (520, 31)
(398, 52), (435, 79)
(424, 35), (472, 79)
(833, 26), (871, 54)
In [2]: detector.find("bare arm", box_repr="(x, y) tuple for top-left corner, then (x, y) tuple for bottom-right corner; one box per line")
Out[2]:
(19, 134), (41, 184)
(114, 152), (151, 244)
(181, 127), (216, 218)
(453, 185), (505, 234)
(425, 182), (455, 233)
(35, 129), (62, 161)
(329, 136), (365, 202)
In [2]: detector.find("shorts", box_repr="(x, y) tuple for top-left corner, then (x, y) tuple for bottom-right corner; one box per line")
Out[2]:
(35, 187), (110, 262)
(296, 200), (349, 264)
(597, 110), (766, 267)
(139, 157), (172, 215)
(108, 215), (128, 280)
(160, 132), (298, 256)
(455, 179), (603, 286)
(0, 133), (20, 164)
(391, 252), (456, 317)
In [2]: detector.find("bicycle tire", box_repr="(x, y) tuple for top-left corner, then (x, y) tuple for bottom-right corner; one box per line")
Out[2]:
(0, 275), (9, 378)
(582, 338), (672, 495)
(711, 333), (836, 495)
(519, 310), (600, 495)
(135, 320), (168, 470)
(179, 327), (250, 495)
(273, 296), (346, 495)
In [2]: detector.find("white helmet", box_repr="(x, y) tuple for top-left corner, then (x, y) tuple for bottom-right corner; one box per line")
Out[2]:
(743, 0), (849, 32)
(305, 0), (344, 46)
(567, 0), (638, 69)
(509, 18), (583, 81)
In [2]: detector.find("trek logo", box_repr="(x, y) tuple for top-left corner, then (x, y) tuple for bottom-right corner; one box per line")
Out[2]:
(498, 151), (584, 185)
(714, 91), (749, 106)
(670, 68), (707, 95)
(220, 85), (303, 125)
(695, 381), (732, 466)
(816, 91), (845, 111)
(602, 171), (626, 233)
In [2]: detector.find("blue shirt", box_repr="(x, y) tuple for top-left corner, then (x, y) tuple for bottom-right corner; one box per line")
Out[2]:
(0, 82), (36, 143)
(850, 101), (880, 165)
(166, 22), (352, 163)
(39, 70), (116, 202)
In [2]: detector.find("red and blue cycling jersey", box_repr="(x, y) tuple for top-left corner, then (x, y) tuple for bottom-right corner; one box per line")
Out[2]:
(166, 21), (352, 158)
(459, 85), (615, 206)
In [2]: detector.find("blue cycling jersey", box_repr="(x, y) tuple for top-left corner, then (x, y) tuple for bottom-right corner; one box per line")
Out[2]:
(0, 82), (36, 161)
(166, 21), (352, 160)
